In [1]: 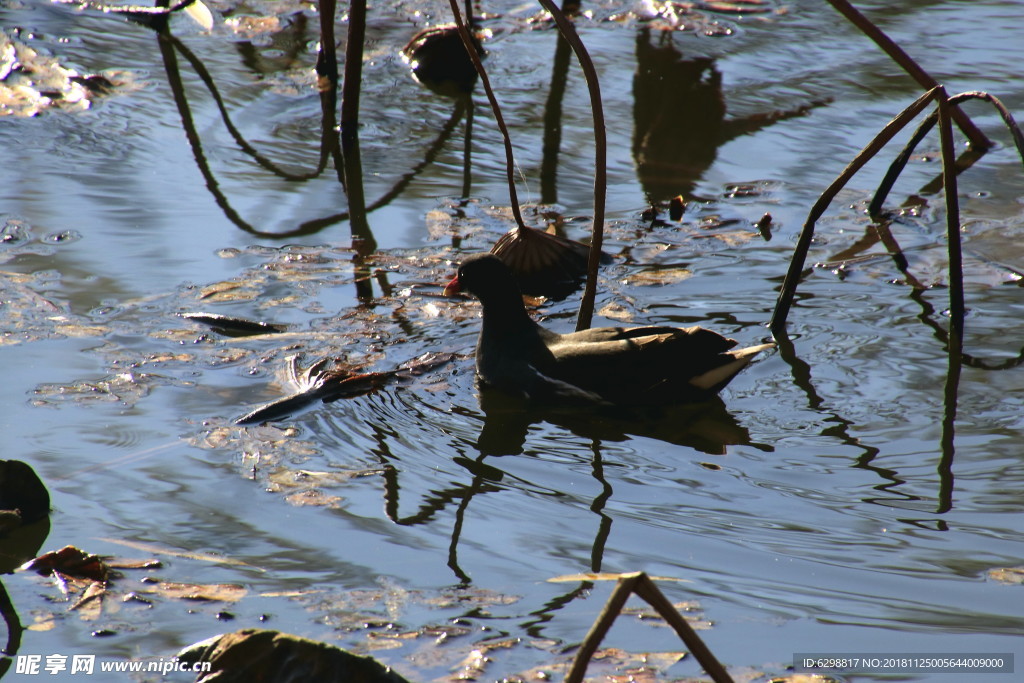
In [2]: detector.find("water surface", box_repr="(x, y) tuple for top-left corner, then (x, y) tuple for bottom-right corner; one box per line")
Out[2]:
(2, 0), (1023, 679)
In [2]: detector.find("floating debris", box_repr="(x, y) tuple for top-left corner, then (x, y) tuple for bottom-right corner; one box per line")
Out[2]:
(235, 352), (455, 425)
(180, 312), (287, 337)
(178, 629), (414, 683)
(1, 30), (118, 117)
(402, 25), (485, 97)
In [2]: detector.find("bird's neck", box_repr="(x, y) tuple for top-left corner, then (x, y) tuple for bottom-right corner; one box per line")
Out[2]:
(478, 293), (537, 337)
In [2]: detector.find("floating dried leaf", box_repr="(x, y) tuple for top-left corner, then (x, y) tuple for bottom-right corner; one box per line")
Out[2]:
(987, 567), (1024, 585)
(140, 352), (195, 364)
(178, 629), (414, 683)
(104, 558), (163, 570)
(235, 352), (454, 424)
(28, 614), (57, 632)
(180, 312), (286, 336)
(0, 31), (113, 116)
(198, 281), (259, 302)
(21, 546), (110, 582)
(69, 580), (107, 617)
(51, 321), (109, 338)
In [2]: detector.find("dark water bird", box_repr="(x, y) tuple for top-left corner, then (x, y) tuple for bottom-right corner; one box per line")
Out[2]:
(444, 254), (773, 405)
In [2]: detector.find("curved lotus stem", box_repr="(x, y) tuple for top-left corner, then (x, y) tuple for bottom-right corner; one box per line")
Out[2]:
(534, 0), (607, 331)
(447, 0), (529, 233)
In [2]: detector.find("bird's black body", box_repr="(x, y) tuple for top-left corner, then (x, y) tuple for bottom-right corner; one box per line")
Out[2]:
(445, 254), (773, 405)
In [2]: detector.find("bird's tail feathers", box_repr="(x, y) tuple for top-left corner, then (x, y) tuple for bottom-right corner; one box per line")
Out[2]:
(688, 342), (775, 391)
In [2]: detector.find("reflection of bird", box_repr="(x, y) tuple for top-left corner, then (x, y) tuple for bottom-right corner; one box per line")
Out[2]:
(476, 384), (763, 456)
(444, 254), (773, 405)
(633, 28), (825, 203)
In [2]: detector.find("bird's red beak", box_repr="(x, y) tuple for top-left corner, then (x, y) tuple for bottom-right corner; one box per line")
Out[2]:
(442, 274), (462, 297)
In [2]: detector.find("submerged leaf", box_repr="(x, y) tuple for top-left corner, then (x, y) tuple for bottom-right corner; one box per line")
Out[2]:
(597, 302), (635, 322)
(622, 267), (692, 287)
(284, 490), (344, 508)
(143, 580), (247, 602)
(97, 537), (257, 568)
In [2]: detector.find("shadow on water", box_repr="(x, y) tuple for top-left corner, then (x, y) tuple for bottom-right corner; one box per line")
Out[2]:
(473, 385), (767, 458)
(365, 383), (770, 585)
(144, 15), (476, 242)
(772, 182), (1024, 521)
(0, 520), (49, 677)
(632, 27), (826, 203)
(0, 460), (51, 678)
(773, 274), (1021, 529)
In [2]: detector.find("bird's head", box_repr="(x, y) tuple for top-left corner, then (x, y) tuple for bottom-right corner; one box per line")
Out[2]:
(443, 253), (517, 301)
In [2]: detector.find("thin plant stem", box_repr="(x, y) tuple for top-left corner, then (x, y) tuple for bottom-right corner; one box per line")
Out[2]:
(316, 0), (338, 84)
(341, 0), (367, 140)
(872, 90), (1024, 214)
(632, 577), (733, 683)
(448, 0), (529, 232)
(949, 92), (1024, 166)
(172, 35), (335, 180)
(533, 0), (607, 331)
(566, 572), (734, 683)
(869, 109), (937, 216)
(936, 89), (964, 338)
(770, 87), (941, 336)
(565, 576), (633, 683)
(824, 0), (990, 150)
(938, 331), (960, 514)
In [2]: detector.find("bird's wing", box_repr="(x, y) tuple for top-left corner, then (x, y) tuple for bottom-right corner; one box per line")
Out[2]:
(525, 366), (610, 404)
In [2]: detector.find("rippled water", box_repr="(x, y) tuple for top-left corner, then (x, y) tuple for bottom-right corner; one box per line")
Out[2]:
(2, 0), (1024, 679)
